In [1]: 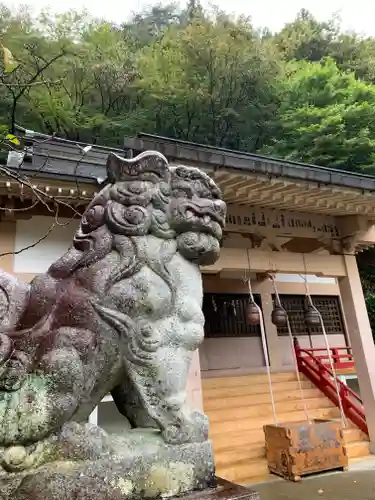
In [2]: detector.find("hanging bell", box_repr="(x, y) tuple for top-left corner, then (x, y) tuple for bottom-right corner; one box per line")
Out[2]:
(304, 305), (320, 327)
(271, 305), (288, 327)
(246, 301), (260, 325)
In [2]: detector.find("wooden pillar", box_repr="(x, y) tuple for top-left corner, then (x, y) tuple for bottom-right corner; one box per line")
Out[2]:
(186, 349), (204, 411)
(339, 254), (375, 450)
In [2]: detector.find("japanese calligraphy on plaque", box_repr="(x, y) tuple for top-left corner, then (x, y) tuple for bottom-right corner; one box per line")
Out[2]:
(225, 205), (340, 238)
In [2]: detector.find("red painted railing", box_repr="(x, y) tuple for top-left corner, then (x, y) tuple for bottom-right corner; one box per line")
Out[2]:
(294, 341), (367, 435)
(301, 346), (355, 371)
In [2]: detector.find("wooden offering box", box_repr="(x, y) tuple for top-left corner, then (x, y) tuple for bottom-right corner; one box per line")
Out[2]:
(264, 419), (348, 482)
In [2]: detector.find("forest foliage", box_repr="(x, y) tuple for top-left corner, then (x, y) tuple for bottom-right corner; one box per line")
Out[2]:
(3, 2), (375, 327)
(3, 3), (375, 173)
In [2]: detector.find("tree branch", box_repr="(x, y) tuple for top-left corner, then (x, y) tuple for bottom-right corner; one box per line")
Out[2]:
(9, 49), (68, 133)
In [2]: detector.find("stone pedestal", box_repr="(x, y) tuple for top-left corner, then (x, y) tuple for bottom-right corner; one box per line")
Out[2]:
(0, 431), (261, 500)
(0, 429), (218, 500)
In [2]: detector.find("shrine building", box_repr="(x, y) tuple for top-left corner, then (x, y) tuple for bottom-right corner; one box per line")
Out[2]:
(2, 130), (375, 484)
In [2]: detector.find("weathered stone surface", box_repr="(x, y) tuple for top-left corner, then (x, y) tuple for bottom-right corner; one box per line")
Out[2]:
(2, 429), (215, 500)
(0, 150), (226, 499)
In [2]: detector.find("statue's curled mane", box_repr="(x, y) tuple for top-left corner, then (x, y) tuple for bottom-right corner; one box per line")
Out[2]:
(48, 150), (226, 284)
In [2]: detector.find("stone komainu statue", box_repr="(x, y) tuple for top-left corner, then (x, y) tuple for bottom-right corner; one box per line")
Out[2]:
(0, 151), (226, 500)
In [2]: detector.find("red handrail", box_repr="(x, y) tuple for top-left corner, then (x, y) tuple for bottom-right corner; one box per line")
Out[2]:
(301, 347), (355, 370)
(294, 342), (367, 435)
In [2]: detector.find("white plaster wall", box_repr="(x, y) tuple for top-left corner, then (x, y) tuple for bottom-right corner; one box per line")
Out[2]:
(276, 274), (336, 284)
(200, 334), (347, 373)
(200, 337), (266, 373)
(98, 401), (130, 435)
(14, 216), (79, 273)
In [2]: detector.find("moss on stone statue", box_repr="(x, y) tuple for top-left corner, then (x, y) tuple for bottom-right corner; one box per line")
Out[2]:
(0, 374), (52, 445)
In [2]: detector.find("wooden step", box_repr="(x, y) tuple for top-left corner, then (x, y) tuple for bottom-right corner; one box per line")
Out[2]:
(343, 427), (369, 444)
(217, 457), (270, 484)
(210, 420), (342, 452)
(216, 440), (371, 486)
(217, 441), (372, 485)
(203, 380), (314, 399)
(240, 474), (272, 486)
(204, 387), (324, 410)
(210, 408), (341, 436)
(207, 397), (335, 422)
(204, 371), (365, 487)
(202, 372), (297, 389)
(346, 441), (371, 459)
(214, 432), (370, 468)
(214, 444), (266, 467)
(213, 427), (270, 451)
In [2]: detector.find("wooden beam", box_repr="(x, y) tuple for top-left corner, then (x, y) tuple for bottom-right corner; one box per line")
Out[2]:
(201, 248), (347, 277)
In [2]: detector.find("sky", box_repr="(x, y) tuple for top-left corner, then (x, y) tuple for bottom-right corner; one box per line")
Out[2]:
(6, 0), (375, 36)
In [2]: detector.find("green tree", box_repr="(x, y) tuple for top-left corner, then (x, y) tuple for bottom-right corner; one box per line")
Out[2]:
(329, 34), (375, 83)
(273, 8), (375, 85)
(0, 5), (69, 133)
(123, 3), (183, 47)
(274, 9), (338, 62)
(134, 14), (282, 150)
(0, 6), (140, 144)
(263, 58), (375, 173)
(21, 11), (138, 144)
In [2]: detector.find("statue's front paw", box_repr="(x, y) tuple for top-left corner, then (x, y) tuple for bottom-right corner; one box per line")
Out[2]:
(161, 424), (185, 444)
(186, 409), (209, 442)
(161, 411), (209, 444)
